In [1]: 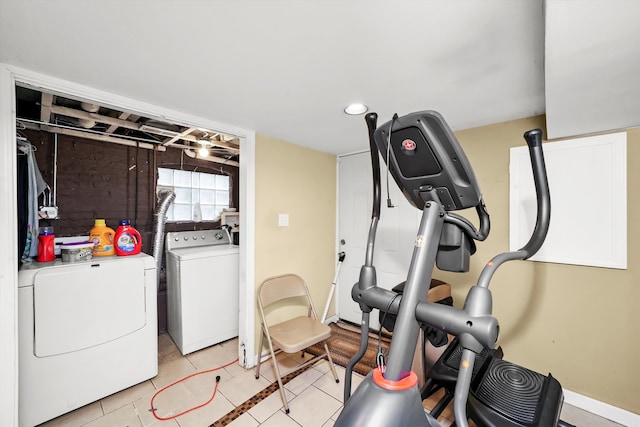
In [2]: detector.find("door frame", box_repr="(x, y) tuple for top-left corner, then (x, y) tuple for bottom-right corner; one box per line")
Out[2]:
(0, 63), (256, 427)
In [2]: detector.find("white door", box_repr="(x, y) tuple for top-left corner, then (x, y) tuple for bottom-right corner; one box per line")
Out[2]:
(338, 151), (421, 329)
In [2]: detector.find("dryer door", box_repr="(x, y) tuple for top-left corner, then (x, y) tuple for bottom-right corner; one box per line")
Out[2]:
(33, 257), (147, 357)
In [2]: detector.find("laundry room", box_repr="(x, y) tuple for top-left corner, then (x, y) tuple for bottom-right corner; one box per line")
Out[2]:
(16, 85), (240, 331)
(14, 85), (244, 426)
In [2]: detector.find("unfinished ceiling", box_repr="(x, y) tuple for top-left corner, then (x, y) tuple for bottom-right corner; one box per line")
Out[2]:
(16, 86), (240, 166)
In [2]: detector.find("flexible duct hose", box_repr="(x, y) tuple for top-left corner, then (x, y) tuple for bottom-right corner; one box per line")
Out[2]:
(152, 190), (176, 289)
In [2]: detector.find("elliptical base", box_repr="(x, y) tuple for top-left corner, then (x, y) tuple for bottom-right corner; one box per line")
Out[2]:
(335, 371), (440, 427)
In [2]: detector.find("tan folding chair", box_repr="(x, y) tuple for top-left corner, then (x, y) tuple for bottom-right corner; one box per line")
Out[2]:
(255, 273), (339, 413)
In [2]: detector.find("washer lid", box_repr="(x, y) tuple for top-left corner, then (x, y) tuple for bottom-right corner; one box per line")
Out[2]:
(168, 244), (239, 260)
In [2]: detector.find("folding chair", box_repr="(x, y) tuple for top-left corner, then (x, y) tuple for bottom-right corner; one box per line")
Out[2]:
(255, 273), (340, 413)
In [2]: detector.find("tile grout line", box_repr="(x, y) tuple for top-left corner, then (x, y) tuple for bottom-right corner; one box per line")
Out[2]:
(209, 363), (316, 426)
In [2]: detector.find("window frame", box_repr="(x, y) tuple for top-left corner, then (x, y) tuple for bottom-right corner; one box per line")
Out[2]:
(157, 167), (231, 223)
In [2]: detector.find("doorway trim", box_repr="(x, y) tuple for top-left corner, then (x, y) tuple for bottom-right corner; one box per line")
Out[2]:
(0, 63), (256, 427)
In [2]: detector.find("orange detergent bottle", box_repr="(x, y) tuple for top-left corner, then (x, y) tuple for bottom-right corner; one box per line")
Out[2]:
(114, 219), (142, 256)
(89, 219), (115, 256)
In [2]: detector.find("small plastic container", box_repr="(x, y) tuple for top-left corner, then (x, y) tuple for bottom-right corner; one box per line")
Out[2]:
(37, 226), (56, 262)
(60, 241), (95, 263)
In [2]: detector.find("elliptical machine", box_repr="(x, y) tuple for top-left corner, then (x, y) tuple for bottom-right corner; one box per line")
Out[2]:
(335, 111), (565, 427)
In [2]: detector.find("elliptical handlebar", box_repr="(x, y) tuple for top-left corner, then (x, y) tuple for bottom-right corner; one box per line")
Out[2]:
(444, 199), (490, 242)
(519, 129), (551, 259)
(475, 128), (550, 289)
(364, 112), (381, 268)
(340, 112), (384, 403)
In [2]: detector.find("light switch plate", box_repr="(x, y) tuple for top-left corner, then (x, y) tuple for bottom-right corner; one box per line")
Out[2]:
(278, 213), (289, 227)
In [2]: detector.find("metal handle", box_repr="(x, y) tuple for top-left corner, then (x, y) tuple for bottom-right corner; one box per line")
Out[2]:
(520, 128), (551, 259)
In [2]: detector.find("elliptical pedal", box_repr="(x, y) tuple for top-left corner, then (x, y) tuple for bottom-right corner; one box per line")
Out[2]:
(467, 358), (565, 427)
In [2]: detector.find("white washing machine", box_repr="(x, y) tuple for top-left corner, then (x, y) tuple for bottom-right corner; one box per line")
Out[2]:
(18, 253), (157, 427)
(165, 230), (239, 355)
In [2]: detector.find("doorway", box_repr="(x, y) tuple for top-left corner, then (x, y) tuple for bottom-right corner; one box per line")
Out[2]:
(337, 151), (421, 329)
(0, 63), (256, 427)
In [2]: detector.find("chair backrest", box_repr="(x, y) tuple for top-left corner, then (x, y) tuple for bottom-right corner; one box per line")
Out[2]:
(258, 273), (317, 315)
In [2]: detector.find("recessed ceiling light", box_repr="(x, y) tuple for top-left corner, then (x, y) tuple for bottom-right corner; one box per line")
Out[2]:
(344, 103), (368, 115)
(198, 147), (209, 157)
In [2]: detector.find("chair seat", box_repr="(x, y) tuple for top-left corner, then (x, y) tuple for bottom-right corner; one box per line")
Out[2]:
(255, 273), (340, 414)
(270, 316), (332, 353)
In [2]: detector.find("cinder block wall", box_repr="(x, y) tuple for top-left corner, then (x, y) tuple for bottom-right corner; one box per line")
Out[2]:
(24, 129), (239, 332)
(26, 129), (239, 252)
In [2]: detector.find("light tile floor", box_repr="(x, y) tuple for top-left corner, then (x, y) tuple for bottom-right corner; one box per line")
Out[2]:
(39, 333), (625, 427)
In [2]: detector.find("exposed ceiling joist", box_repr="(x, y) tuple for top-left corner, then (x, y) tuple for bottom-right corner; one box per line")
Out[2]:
(163, 127), (196, 146)
(51, 104), (144, 132)
(23, 122), (167, 151)
(39, 92), (53, 122)
(106, 112), (131, 133)
(17, 86), (240, 166)
(183, 149), (239, 167)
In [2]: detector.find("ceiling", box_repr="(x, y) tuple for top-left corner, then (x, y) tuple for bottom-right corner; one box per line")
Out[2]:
(1, 1), (638, 156)
(544, 1), (640, 139)
(15, 86), (240, 165)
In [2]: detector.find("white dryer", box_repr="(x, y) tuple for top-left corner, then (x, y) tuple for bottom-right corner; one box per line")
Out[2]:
(18, 253), (157, 427)
(165, 230), (239, 355)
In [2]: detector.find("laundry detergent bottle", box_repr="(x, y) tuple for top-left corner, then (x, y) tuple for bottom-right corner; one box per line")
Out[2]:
(37, 226), (56, 262)
(89, 219), (115, 256)
(114, 220), (142, 256)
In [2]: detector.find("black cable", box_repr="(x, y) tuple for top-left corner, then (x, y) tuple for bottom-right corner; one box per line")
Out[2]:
(385, 114), (398, 208)
(376, 293), (401, 372)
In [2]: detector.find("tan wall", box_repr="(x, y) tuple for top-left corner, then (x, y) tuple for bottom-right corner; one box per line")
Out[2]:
(251, 118), (639, 413)
(254, 134), (337, 354)
(433, 116), (639, 413)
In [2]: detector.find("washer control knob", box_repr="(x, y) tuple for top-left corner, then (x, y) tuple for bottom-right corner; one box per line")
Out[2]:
(183, 236), (189, 241)
(175, 237), (179, 242)
(193, 236), (197, 240)
(201, 235), (206, 239)
(215, 232), (223, 240)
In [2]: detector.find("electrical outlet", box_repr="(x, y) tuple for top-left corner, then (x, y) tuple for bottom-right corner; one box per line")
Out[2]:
(278, 213), (289, 227)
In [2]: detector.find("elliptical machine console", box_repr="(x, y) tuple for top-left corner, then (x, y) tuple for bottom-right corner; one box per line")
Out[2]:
(335, 111), (563, 427)
(374, 111), (482, 211)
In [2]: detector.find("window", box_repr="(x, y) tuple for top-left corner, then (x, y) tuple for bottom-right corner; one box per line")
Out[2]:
(157, 168), (230, 222)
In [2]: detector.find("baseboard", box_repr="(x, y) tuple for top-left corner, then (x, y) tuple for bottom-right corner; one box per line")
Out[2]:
(563, 388), (639, 426)
(323, 314), (339, 324)
(254, 348), (272, 366)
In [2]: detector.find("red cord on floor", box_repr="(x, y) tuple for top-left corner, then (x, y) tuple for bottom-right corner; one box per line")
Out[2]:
(150, 358), (239, 421)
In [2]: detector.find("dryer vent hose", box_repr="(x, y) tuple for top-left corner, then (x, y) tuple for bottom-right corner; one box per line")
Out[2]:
(152, 189), (176, 289)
